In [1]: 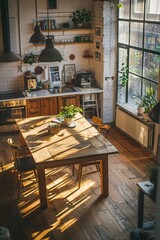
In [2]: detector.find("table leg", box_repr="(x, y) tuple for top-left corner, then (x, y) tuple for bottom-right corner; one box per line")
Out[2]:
(138, 188), (144, 228)
(100, 157), (109, 196)
(37, 165), (48, 208)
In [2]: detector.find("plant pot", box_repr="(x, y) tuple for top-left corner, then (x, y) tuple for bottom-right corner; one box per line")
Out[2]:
(64, 118), (73, 126)
(149, 168), (158, 195)
(47, 126), (61, 134)
(26, 92), (31, 97)
(138, 107), (145, 116)
(143, 112), (149, 120)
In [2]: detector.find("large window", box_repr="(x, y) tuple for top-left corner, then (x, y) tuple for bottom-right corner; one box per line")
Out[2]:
(117, 0), (160, 107)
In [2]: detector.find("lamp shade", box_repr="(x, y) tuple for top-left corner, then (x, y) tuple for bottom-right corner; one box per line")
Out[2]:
(148, 101), (160, 124)
(29, 24), (46, 44)
(38, 38), (63, 62)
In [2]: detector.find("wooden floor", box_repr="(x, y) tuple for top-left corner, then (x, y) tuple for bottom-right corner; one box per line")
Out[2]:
(0, 125), (157, 240)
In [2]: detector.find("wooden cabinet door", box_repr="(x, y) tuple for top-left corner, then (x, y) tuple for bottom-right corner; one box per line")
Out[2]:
(58, 95), (80, 112)
(42, 97), (58, 115)
(26, 99), (41, 117)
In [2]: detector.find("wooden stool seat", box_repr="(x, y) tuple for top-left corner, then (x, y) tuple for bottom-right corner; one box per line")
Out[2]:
(73, 116), (110, 188)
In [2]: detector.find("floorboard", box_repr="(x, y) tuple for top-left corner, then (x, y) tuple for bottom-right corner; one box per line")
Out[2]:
(0, 125), (157, 240)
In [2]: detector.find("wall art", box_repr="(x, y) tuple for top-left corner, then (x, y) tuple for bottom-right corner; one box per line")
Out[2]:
(95, 51), (101, 61)
(95, 27), (101, 36)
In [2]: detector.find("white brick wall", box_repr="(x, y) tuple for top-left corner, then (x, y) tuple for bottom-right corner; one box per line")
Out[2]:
(94, 1), (117, 123)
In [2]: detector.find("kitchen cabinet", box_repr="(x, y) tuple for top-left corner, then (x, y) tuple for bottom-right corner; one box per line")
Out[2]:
(58, 94), (80, 111)
(26, 97), (58, 117)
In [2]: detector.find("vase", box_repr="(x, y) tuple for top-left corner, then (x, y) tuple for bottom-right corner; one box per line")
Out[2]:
(64, 118), (73, 126)
(138, 107), (145, 116)
(143, 112), (149, 120)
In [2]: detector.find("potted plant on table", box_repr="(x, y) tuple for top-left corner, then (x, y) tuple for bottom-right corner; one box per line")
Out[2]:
(47, 123), (61, 134)
(58, 105), (82, 126)
(145, 164), (159, 196)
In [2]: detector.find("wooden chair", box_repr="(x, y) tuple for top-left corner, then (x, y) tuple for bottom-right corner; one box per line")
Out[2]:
(7, 138), (37, 198)
(91, 116), (110, 137)
(74, 116), (110, 188)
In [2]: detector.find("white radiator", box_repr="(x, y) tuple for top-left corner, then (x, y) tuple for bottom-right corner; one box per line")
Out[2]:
(116, 107), (154, 149)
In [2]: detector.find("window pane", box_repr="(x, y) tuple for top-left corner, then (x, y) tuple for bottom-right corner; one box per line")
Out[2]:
(119, 0), (130, 19)
(129, 49), (143, 75)
(131, 0), (144, 20)
(145, 0), (160, 21)
(117, 80), (126, 104)
(143, 80), (158, 98)
(143, 52), (160, 82)
(118, 21), (129, 44)
(128, 74), (142, 106)
(144, 24), (160, 52)
(118, 48), (128, 71)
(130, 22), (143, 47)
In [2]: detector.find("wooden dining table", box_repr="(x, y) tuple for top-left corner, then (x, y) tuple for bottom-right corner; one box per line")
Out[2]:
(16, 113), (118, 208)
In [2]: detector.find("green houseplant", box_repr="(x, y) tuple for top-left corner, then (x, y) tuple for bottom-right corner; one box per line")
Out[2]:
(47, 123), (61, 134)
(120, 62), (128, 87)
(145, 165), (159, 196)
(142, 87), (157, 119)
(133, 92), (145, 116)
(105, 0), (123, 8)
(58, 105), (82, 126)
(23, 52), (39, 65)
(133, 87), (157, 118)
(71, 9), (93, 28)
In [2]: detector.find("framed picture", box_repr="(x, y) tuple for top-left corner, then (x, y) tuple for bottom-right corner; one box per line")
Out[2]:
(95, 27), (101, 36)
(63, 64), (76, 83)
(95, 51), (101, 61)
(48, 0), (57, 9)
(96, 41), (100, 49)
(49, 66), (60, 86)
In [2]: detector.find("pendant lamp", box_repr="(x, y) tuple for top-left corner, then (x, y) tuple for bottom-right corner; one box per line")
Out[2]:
(38, 0), (63, 62)
(29, 0), (46, 44)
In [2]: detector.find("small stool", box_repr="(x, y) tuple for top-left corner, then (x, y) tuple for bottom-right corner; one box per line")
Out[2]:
(0, 226), (11, 239)
(0, 157), (6, 183)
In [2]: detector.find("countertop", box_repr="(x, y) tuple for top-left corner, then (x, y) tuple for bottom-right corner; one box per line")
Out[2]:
(0, 87), (103, 102)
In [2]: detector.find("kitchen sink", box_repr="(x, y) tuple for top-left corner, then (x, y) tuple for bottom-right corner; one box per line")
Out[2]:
(48, 87), (77, 94)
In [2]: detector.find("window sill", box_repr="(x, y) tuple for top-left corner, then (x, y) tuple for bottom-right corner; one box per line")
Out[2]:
(116, 103), (154, 126)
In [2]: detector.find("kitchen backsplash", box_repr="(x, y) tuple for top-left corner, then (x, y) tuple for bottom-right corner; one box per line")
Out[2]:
(0, 62), (24, 92)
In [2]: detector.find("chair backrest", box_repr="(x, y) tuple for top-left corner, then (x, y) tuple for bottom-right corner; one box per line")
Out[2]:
(7, 138), (20, 161)
(92, 116), (102, 131)
(92, 116), (102, 126)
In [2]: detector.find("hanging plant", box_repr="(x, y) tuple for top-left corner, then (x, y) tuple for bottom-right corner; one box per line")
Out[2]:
(120, 63), (128, 87)
(105, 0), (124, 8)
(23, 52), (39, 65)
(71, 9), (93, 28)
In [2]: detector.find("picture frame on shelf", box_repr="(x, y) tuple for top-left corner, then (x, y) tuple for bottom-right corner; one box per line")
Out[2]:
(95, 51), (101, 61)
(48, 0), (57, 9)
(95, 27), (101, 36)
(49, 66), (60, 87)
(63, 64), (76, 83)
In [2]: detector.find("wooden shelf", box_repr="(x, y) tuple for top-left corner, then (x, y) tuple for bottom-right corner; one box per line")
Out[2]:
(41, 28), (94, 34)
(35, 41), (94, 46)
